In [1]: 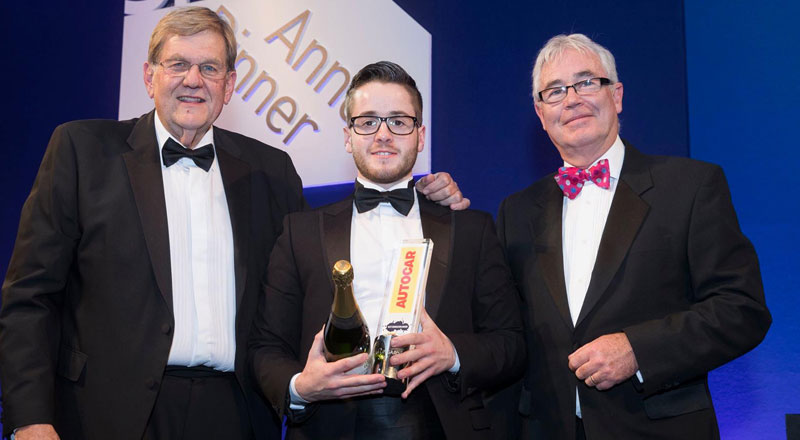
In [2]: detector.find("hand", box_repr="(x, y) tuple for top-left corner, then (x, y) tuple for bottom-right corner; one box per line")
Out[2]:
(14, 424), (60, 440)
(415, 173), (470, 210)
(294, 328), (386, 402)
(389, 309), (456, 399)
(568, 332), (638, 390)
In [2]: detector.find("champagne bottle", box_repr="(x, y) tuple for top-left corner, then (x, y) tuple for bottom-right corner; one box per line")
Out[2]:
(323, 260), (370, 362)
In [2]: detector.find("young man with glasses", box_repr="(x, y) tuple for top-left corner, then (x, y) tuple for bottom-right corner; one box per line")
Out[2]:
(249, 61), (525, 440)
(497, 33), (770, 440)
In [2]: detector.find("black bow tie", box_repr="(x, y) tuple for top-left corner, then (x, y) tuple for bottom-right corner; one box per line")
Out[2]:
(353, 180), (415, 216)
(162, 137), (215, 171)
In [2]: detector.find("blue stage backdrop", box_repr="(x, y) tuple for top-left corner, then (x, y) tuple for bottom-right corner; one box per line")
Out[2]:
(685, 1), (800, 439)
(0, 1), (793, 438)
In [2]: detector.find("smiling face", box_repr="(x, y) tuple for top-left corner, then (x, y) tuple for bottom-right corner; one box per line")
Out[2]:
(344, 81), (425, 188)
(534, 48), (623, 166)
(143, 30), (236, 148)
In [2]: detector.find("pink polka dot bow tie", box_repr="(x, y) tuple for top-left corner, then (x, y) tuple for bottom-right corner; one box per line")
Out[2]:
(554, 159), (611, 200)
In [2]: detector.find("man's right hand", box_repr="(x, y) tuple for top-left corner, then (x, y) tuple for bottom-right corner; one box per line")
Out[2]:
(14, 424), (59, 440)
(294, 328), (386, 402)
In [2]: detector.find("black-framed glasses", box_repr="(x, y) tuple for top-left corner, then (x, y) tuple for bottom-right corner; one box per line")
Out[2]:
(538, 77), (612, 104)
(349, 115), (419, 135)
(158, 60), (228, 80)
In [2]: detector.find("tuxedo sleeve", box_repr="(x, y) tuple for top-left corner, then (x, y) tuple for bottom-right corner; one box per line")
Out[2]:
(0, 124), (80, 433)
(446, 213), (526, 399)
(623, 165), (771, 396)
(249, 213), (308, 420)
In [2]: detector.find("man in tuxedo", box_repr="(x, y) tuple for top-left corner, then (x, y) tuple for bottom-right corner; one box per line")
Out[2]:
(249, 61), (526, 439)
(0, 8), (465, 440)
(497, 33), (771, 439)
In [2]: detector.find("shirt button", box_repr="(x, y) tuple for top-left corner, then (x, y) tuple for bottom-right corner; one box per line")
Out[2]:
(161, 323), (172, 334)
(145, 378), (158, 390)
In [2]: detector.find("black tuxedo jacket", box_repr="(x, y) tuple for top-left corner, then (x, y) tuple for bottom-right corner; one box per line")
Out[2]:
(497, 142), (771, 440)
(249, 195), (526, 439)
(0, 111), (306, 439)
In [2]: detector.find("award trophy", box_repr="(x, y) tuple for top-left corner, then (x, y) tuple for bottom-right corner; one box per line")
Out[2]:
(371, 239), (434, 395)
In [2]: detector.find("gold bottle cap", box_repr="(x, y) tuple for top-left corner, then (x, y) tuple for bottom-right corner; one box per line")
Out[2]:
(332, 260), (354, 285)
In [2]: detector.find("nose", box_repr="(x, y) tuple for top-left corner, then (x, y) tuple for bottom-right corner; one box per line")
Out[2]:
(563, 86), (582, 106)
(374, 120), (393, 142)
(182, 64), (203, 87)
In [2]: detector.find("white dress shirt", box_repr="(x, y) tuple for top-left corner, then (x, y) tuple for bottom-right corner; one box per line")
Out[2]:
(154, 112), (237, 371)
(562, 136), (625, 417)
(350, 177), (425, 340)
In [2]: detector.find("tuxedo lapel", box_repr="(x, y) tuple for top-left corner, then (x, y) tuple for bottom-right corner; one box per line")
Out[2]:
(322, 198), (354, 293)
(418, 195), (452, 321)
(214, 129), (251, 311)
(122, 111), (173, 313)
(530, 182), (573, 331)
(575, 143), (652, 327)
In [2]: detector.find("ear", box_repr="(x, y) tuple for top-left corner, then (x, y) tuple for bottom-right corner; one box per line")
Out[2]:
(143, 62), (155, 99)
(612, 81), (623, 114)
(343, 126), (353, 153)
(223, 70), (237, 105)
(534, 101), (547, 130)
(416, 124), (426, 153)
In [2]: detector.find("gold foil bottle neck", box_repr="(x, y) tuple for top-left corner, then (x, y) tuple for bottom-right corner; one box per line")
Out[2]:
(332, 260), (354, 286)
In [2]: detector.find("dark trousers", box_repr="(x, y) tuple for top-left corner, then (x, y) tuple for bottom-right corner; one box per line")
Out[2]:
(353, 387), (446, 440)
(143, 366), (254, 440)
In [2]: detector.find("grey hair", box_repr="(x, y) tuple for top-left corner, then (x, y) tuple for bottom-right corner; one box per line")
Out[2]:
(531, 33), (618, 101)
(148, 6), (237, 72)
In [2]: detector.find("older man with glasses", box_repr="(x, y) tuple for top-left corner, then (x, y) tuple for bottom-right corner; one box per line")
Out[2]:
(497, 33), (771, 440)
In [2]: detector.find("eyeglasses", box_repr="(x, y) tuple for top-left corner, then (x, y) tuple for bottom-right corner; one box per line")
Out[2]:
(158, 60), (228, 81)
(537, 77), (612, 104)
(349, 115), (419, 135)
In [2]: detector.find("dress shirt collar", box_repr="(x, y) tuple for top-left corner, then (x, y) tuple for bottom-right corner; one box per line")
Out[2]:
(153, 110), (216, 167)
(563, 135), (625, 181)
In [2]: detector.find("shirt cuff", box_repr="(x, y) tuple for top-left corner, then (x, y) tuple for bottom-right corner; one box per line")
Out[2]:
(289, 373), (310, 410)
(448, 345), (461, 373)
(635, 369), (644, 383)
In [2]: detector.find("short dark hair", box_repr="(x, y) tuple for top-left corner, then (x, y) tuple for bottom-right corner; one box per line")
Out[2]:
(343, 61), (423, 122)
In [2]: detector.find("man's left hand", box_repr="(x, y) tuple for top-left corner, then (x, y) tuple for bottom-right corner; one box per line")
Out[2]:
(389, 309), (456, 399)
(415, 172), (470, 210)
(568, 332), (638, 390)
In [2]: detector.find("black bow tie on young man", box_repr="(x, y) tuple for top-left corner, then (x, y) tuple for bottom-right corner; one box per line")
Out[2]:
(353, 180), (415, 216)
(162, 137), (215, 171)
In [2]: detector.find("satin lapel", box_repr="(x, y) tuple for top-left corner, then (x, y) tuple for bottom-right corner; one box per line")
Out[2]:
(575, 143), (653, 327)
(122, 111), (173, 314)
(531, 183), (573, 331)
(214, 130), (251, 311)
(322, 198), (354, 293)
(418, 195), (451, 321)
